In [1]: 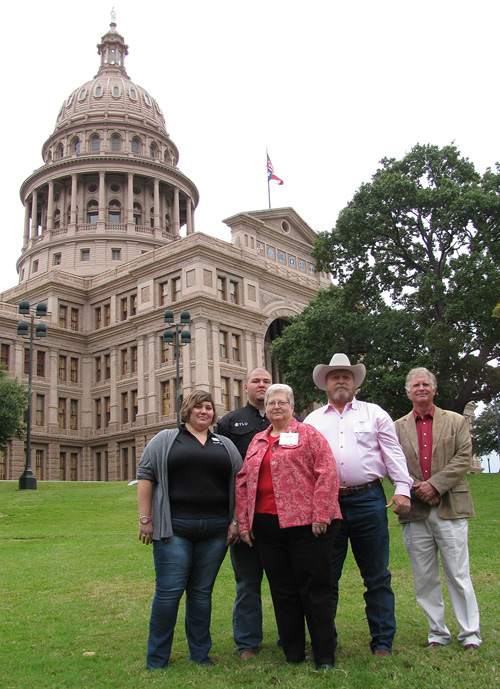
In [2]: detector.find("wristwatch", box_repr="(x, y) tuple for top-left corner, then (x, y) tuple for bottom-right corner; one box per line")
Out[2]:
(232, 519), (238, 526)
(140, 515), (152, 524)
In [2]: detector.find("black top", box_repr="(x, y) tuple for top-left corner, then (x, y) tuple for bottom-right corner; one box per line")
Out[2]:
(215, 402), (270, 460)
(167, 426), (232, 518)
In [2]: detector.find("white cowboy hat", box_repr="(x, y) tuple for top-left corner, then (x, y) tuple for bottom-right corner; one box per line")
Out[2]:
(313, 353), (366, 391)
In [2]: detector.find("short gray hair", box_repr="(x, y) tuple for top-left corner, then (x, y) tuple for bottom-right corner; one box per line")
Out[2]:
(264, 383), (294, 406)
(405, 367), (438, 393)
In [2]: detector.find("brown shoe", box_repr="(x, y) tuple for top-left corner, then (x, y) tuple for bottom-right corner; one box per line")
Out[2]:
(464, 644), (479, 651)
(373, 649), (391, 657)
(239, 649), (257, 660)
(428, 642), (443, 648)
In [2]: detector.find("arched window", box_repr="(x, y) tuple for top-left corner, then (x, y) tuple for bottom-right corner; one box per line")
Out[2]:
(73, 138), (80, 154)
(56, 143), (64, 159)
(111, 136), (121, 152)
(131, 138), (140, 155)
(87, 201), (98, 224)
(95, 85), (103, 97)
(149, 143), (157, 159)
(112, 85), (120, 97)
(91, 135), (100, 153)
(150, 207), (154, 229)
(109, 200), (121, 224)
(53, 209), (61, 229)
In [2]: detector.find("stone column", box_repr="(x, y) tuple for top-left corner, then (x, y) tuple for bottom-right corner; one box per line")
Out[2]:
(47, 180), (54, 232)
(173, 187), (180, 237)
(186, 197), (193, 235)
(70, 174), (78, 229)
(31, 190), (38, 237)
(98, 171), (106, 223)
(154, 178), (160, 229)
(24, 199), (30, 245)
(127, 172), (134, 225)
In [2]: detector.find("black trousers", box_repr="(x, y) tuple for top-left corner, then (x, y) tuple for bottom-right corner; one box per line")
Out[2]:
(253, 513), (340, 665)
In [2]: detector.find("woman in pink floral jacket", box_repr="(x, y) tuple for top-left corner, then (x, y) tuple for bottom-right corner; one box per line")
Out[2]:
(235, 384), (341, 671)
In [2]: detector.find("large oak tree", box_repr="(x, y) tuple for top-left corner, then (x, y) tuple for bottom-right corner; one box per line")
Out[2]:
(0, 368), (27, 453)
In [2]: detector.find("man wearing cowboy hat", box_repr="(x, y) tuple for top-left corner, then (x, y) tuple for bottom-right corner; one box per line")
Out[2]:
(304, 353), (412, 657)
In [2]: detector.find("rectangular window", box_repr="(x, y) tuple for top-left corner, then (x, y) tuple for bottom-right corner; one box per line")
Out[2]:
(59, 304), (67, 328)
(35, 394), (45, 426)
(161, 381), (170, 415)
(229, 280), (238, 304)
(217, 277), (226, 300)
(81, 249), (90, 261)
(70, 308), (79, 331)
(70, 453), (78, 481)
(1, 343), (9, 369)
(130, 294), (137, 316)
(95, 307), (102, 329)
(120, 297), (128, 321)
(58, 398), (66, 429)
(35, 449), (44, 480)
(219, 331), (227, 358)
(33, 260), (39, 273)
(172, 277), (181, 302)
(53, 253), (62, 266)
(104, 396), (110, 427)
(112, 248), (121, 260)
(232, 334), (240, 361)
(37, 351), (45, 377)
(95, 357), (102, 382)
(121, 348), (128, 376)
(122, 392), (129, 424)
(221, 377), (230, 411)
(0, 451), (5, 480)
(95, 399), (102, 429)
(70, 358), (78, 383)
(70, 399), (78, 430)
(58, 355), (67, 381)
(160, 281), (169, 305)
(24, 348), (30, 375)
(131, 346), (138, 373)
(104, 303), (111, 326)
(161, 337), (169, 363)
(60, 452), (66, 481)
(131, 389), (138, 422)
(104, 354), (111, 380)
(234, 380), (242, 410)
(122, 447), (129, 481)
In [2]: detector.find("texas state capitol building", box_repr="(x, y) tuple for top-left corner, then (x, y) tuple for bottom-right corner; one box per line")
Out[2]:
(0, 22), (330, 482)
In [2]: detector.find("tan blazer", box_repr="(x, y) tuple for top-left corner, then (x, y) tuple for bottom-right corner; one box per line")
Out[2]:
(395, 406), (474, 522)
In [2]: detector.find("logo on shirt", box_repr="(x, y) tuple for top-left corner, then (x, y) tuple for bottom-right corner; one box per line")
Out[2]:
(233, 422), (249, 428)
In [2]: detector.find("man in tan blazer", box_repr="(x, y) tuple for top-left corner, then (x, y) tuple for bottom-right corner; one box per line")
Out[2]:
(395, 367), (482, 650)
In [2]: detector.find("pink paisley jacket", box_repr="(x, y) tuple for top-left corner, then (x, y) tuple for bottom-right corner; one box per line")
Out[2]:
(236, 418), (341, 531)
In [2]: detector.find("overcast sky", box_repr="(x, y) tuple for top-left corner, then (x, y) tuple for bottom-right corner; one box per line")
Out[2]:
(2, 0), (499, 470)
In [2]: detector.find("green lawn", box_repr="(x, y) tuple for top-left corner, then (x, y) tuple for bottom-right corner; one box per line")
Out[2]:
(1, 474), (499, 689)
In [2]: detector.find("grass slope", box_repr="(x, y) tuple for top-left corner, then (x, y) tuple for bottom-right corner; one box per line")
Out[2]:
(1, 474), (499, 689)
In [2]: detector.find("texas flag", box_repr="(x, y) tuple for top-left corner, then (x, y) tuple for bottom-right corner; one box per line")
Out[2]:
(267, 152), (284, 185)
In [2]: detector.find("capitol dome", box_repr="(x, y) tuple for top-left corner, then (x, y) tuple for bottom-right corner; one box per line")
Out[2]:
(17, 22), (198, 282)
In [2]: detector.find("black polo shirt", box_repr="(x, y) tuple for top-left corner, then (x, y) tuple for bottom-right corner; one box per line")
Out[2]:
(215, 402), (270, 460)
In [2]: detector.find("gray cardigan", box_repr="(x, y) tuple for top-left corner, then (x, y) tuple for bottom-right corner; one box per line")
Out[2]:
(136, 428), (243, 540)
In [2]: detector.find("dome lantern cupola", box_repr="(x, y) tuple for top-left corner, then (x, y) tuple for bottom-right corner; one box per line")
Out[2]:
(96, 20), (129, 78)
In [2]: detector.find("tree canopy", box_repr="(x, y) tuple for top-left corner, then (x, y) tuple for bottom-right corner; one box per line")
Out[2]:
(473, 402), (500, 462)
(307, 143), (500, 413)
(0, 367), (27, 453)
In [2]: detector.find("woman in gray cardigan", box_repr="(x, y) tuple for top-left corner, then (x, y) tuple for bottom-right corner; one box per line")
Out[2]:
(137, 390), (242, 669)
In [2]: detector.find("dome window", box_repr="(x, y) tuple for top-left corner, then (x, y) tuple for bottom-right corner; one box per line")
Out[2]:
(111, 136), (121, 152)
(131, 138), (140, 155)
(91, 136), (100, 153)
(144, 93), (151, 107)
(73, 139), (80, 154)
(109, 200), (121, 224)
(133, 202), (142, 225)
(56, 143), (64, 159)
(133, 186), (141, 195)
(87, 201), (98, 224)
(149, 144), (157, 159)
(78, 88), (87, 101)
(66, 93), (74, 107)
(110, 182), (121, 192)
(112, 85), (120, 97)
(130, 88), (137, 100)
(95, 85), (103, 97)
(88, 183), (98, 193)
(53, 209), (61, 229)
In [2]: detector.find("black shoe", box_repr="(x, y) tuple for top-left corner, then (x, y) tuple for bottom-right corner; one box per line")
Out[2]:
(317, 662), (335, 670)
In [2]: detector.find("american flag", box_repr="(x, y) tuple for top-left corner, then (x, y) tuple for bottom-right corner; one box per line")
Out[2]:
(267, 152), (284, 185)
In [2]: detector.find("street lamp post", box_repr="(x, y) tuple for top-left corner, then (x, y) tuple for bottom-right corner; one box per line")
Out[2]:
(17, 301), (47, 490)
(163, 310), (191, 428)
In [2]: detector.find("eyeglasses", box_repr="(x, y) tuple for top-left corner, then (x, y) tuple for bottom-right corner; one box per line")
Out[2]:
(266, 400), (290, 408)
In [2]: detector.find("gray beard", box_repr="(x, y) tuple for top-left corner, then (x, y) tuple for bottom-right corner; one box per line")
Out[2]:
(330, 388), (354, 404)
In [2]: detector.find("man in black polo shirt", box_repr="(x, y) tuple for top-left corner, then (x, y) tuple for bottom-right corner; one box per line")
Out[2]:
(215, 367), (272, 659)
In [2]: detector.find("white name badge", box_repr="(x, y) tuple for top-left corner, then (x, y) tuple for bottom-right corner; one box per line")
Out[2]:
(279, 432), (299, 446)
(354, 419), (372, 432)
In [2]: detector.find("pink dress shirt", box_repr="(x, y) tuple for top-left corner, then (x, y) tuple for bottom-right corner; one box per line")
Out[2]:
(304, 398), (412, 496)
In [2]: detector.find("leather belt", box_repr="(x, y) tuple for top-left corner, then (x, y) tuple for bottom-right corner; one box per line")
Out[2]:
(338, 478), (381, 497)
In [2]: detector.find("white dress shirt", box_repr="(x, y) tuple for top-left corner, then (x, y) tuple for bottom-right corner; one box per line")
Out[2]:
(304, 397), (412, 496)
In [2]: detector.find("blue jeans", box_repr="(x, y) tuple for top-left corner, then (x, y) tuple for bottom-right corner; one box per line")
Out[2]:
(147, 517), (229, 668)
(230, 541), (264, 652)
(333, 484), (395, 652)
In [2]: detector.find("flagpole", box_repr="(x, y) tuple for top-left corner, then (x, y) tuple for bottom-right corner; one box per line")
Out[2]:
(267, 149), (271, 209)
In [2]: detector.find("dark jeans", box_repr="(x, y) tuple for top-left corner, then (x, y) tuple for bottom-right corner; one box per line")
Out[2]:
(333, 483), (395, 652)
(253, 513), (340, 665)
(230, 541), (264, 652)
(147, 517), (229, 668)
